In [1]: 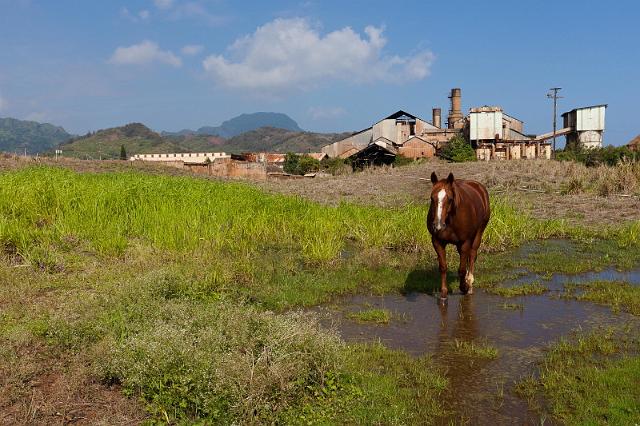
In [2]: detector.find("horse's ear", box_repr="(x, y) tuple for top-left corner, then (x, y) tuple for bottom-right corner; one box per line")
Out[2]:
(446, 173), (454, 184)
(430, 172), (438, 184)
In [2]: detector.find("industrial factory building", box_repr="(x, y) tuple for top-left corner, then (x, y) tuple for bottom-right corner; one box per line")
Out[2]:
(321, 88), (607, 163)
(562, 104), (607, 150)
(321, 110), (443, 164)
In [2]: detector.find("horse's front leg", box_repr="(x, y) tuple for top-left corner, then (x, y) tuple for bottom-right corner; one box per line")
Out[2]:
(466, 229), (485, 295)
(457, 241), (471, 295)
(432, 238), (448, 301)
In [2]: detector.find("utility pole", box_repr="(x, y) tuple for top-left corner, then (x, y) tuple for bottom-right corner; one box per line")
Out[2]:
(547, 87), (563, 158)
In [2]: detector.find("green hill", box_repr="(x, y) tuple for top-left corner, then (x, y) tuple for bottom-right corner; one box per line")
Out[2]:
(221, 127), (349, 153)
(57, 123), (349, 159)
(167, 127), (349, 154)
(56, 123), (225, 159)
(0, 117), (73, 154)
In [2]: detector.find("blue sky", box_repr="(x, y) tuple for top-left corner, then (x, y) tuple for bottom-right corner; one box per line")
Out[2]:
(0, 0), (638, 145)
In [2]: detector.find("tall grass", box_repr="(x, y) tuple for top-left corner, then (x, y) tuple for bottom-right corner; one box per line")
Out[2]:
(0, 167), (636, 267)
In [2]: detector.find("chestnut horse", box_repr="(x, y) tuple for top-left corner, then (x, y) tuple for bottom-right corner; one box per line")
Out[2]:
(427, 172), (490, 301)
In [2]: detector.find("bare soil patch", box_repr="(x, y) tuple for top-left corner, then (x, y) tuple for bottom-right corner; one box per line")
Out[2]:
(0, 345), (145, 425)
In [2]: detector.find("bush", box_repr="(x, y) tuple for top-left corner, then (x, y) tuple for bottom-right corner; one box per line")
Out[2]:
(284, 153), (321, 175)
(99, 298), (342, 423)
(321, 157), (351, 175)
(557, 145), (639, 167)
(393, 156), (415, 167)
(439, 135), (476, 162)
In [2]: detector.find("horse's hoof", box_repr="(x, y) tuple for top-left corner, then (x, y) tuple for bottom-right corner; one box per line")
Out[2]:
(439, 296), (448, 305)
(467, 287), (474, 295)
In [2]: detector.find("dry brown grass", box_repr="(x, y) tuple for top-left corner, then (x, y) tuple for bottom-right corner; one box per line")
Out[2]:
(256, 159), (640, 226)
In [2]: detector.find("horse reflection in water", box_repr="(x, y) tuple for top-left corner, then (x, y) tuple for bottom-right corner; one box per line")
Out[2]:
(435, 296), (496, 422)
(427, 172), (491, 302)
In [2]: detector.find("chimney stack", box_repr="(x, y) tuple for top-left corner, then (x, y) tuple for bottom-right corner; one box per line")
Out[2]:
(432, 108), (442, 129)
(448, 88), (463, 129)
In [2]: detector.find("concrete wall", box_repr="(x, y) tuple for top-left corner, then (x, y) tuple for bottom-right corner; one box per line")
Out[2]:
(186, 159), (267, 180)
(476, 147), (491, 161)
(476, 143), (550, 161)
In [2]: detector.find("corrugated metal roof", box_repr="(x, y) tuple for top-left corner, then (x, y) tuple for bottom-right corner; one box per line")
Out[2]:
(561, 104), (608, 117)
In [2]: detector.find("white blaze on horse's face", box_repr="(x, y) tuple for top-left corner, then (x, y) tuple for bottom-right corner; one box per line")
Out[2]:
(435, 189), (447, 231)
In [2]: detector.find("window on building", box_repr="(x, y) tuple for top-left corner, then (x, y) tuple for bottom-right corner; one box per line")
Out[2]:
(410, 123), (415, 136)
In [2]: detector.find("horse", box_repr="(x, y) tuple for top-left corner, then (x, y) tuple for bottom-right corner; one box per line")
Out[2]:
(427, 172), (490, 302)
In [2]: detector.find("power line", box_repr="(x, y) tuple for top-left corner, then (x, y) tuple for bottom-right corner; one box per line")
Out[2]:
(546, 87), (563, 158)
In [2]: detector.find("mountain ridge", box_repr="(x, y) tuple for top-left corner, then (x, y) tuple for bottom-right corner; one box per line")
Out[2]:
(163, 112), (303, 138)
(0, 117), (73, 154)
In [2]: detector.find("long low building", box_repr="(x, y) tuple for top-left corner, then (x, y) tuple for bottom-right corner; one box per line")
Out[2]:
(130, 152), (230, 163)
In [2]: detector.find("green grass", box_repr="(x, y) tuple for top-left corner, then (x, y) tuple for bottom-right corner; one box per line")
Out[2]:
(485, 282), (548, 297)
(346, 308), (391, 324)
(564, 280), (640, 316)
(448, 339), (498, 359)
(281, 342), (448, 424)
(518, 328), (640, 425)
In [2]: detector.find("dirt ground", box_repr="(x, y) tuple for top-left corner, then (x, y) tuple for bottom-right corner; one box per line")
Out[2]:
(0, 346), (144, 425)
(2, 156), (639, 226)
(257, 159), (640, 227)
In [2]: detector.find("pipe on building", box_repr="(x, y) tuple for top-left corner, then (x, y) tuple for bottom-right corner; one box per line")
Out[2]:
(432, 108), (442, 129)
(448, 88), (463, 129)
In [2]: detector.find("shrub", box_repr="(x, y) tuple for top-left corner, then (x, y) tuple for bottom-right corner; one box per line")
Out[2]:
(439, 135), (476, 162)
(99, 299), (342, 423)
(557, 145), (640, 167)
(321, 157), (351, 175)
(393, 155), (415, 167)
(284, 153), (321, 175)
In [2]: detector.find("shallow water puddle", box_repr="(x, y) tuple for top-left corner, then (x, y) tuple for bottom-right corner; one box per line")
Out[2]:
(314, 270), (640, 424)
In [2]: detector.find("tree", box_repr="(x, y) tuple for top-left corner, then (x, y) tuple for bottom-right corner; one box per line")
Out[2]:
(296, 155), (320, 174)
(440, 135), (476, 162)
(283, 153), (300, 174)
(120, 144), (127, 160)
(283, 153), (321, 175)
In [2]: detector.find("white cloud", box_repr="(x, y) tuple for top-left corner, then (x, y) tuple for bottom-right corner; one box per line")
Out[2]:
(181, 44), (203, 56)
(109, 40), (182, 67)
(154, 0), (174, 9)
(202, 18), (435, 93)
(308, 106), (346, 120)
(139, 9), (150, 20)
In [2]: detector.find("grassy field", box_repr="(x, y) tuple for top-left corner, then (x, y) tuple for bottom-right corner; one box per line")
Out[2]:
(1, 162), (639, 423)
(517, 327), (640, 425)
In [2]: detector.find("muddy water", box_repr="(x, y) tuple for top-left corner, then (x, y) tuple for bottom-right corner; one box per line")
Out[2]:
(314, 268), (640, 425)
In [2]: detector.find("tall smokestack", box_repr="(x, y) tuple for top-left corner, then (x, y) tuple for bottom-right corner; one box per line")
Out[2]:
(448, 88), (463, 129)
(432, 108), (442, 129)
